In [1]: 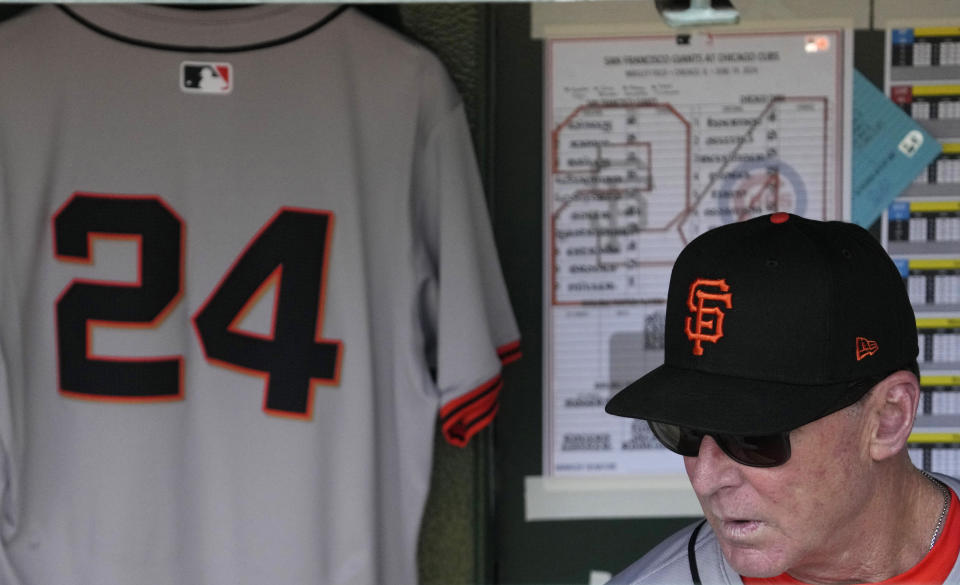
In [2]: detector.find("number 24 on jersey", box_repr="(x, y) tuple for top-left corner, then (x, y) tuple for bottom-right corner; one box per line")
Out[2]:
(53, 192), (343, 420)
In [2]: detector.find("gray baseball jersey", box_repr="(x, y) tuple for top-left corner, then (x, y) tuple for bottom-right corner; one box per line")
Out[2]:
(0, 5), (520, 585)
(607, 473), (960, 584)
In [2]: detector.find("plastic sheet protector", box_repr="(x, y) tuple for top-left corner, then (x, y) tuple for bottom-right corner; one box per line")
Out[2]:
(544, 29), (851, 476)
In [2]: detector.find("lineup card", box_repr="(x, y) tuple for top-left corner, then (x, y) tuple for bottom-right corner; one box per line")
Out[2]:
(886, 25), (960, 477)
(544, 30), (850, 476)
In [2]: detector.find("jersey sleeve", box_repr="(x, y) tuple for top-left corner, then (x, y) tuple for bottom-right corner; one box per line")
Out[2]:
(414, 67), (521, 448)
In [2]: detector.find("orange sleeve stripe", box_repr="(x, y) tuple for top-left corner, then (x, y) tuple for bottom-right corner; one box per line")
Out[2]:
(440, 378), (503, 447)
(440, 374), (501, 420)
(497, 340), (522, 365)
(438, 340), (519, 447)
(451, 385), (499, 425)
(439, 339), (519, 419)
(442, 390), (502, 447)
(444, 403), (500, 447)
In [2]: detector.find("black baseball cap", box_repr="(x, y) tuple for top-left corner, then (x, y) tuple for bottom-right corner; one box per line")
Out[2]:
(605, 213), (919, 435)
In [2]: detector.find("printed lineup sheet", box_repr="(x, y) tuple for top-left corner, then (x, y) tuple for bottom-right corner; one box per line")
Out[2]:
(885, 25), (960, 477)
(544, 30), (851, 476)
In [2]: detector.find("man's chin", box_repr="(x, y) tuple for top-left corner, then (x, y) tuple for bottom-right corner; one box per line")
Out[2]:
(720, 542), (789, 579)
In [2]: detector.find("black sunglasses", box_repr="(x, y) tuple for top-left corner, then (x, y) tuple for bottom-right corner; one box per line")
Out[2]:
(648, 421), (792, 467)
(644, 364), (919, 468)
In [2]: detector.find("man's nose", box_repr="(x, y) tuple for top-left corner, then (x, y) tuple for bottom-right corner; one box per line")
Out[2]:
(684, 435), (743, 495)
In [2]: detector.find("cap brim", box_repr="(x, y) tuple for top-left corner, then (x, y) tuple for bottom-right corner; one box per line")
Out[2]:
(605, 363), (870, 435)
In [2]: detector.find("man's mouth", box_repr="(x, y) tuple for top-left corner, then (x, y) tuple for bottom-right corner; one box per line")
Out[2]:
(718, 519), (764, 540)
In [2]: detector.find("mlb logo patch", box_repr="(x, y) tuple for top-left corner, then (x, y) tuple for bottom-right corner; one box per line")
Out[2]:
(181, 62), (232, 95)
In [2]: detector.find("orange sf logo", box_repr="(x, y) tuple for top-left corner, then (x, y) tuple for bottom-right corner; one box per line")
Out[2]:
(685, 278), (733, 356)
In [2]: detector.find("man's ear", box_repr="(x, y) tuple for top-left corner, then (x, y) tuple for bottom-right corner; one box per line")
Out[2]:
(868, 370), (920, 462)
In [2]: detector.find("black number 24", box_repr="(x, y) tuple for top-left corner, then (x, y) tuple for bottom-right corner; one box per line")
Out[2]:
(53, 192), (342, 420)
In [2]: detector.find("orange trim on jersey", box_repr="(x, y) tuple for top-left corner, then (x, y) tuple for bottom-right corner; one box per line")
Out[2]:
(442, 395), (501, 448)
(742, 487), (960, 585)
(452, 385), (500, 432)
(439, 339), (519, 447)
(440, 375), (499, 420)
(451, 402), (500, 447)
(498, 340), (523, 366)
(440, 375), (503, 447)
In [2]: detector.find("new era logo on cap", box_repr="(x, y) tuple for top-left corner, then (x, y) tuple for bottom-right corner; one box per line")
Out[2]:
(856, 337), (879, 361)
(181, 62), (232, 95)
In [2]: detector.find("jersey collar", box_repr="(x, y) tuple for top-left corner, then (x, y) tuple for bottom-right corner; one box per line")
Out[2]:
(59, 5), (346, 53)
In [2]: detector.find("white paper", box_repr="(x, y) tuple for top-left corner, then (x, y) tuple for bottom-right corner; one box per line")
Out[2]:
(544, 29), (852, 477)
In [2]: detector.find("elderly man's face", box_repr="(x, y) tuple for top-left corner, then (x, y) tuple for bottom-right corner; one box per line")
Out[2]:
(683, 404), (871, 579)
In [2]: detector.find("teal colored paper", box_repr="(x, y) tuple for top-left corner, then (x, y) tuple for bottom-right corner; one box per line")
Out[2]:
(851, 70), (941, 228)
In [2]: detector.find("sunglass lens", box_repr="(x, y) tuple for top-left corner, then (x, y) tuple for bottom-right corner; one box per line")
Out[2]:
(647, 421), (791, 467)
(647, 421), (702, 456)
(718, 433), (791, 467)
